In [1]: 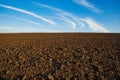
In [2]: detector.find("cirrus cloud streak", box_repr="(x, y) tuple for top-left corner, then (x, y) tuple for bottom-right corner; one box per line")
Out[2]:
(0, 14), (41, 26)
(0, 4), (56, 25)
(73, 0), (101, 13)
(36, 3), (108, 32)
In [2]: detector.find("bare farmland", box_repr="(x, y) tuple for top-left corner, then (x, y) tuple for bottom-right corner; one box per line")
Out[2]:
(0, 33), (120, 80)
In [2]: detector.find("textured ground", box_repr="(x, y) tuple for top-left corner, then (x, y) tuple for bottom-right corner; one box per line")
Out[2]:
(0, 33), (120, 80)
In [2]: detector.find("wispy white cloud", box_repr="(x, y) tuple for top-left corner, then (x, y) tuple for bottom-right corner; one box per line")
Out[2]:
(13, 17), (41, 26)
(0, 14), (41, 26)
(36, 3), (108, 32)
(73, 0), (101, 13)
(82, 18), (109, 32)
(0, 4), (56, 25)
(57, 14), (76, 29)
(36, 3), (85, 28)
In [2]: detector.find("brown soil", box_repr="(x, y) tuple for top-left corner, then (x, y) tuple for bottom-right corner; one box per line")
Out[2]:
(0, 33), (120, 80)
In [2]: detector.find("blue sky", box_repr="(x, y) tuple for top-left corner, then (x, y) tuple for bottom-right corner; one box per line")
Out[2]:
(0, 0), (120, 33)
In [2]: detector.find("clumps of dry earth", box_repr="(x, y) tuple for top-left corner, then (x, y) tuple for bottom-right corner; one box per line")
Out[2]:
(0, 33), (120, 80)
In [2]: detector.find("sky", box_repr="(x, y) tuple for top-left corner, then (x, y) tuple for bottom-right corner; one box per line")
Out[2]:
(0, 0), (120, 33)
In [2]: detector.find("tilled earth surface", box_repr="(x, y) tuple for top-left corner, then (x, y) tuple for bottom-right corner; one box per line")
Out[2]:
(0, 33), (120, 80)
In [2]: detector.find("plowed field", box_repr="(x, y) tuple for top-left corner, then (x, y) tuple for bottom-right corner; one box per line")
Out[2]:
(0, 33), (120, 80)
